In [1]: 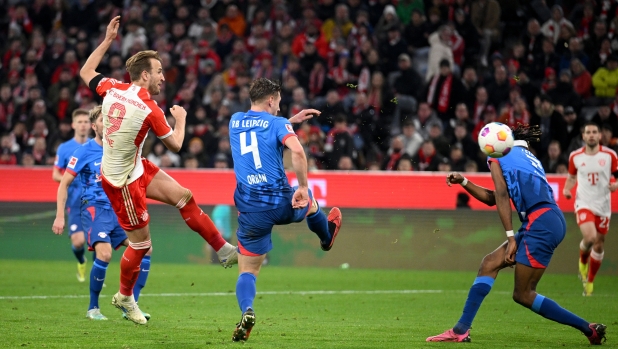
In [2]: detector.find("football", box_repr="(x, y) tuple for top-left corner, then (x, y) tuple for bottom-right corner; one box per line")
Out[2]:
(477, 122), (514, 158)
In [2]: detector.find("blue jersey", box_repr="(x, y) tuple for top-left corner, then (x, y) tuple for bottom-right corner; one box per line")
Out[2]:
(55, 138), (87, 208)
(66, 140), (111, 210)
(229, 110), (297, 212)
(489, 145), (555, 221)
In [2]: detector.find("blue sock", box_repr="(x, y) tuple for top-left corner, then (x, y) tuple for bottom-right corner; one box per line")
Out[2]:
(133, 256), (151, 303)
(306, 209), (331, 243)
(89, 259), (108, 310)
(531, 294), (592, 336)
(453, 276), (495, 334)
(73, 245), (85, 264)
(236, 272), (256, 313)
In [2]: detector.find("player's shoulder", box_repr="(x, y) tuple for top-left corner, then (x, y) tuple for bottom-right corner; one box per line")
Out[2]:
(599, 145), (618, 158)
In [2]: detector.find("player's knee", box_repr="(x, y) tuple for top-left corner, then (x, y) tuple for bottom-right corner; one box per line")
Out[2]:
(307, 198), (319, 215)
(512, 289), (534, 307)
(96, 250), (112, 262)
(71, 234), (85, 246)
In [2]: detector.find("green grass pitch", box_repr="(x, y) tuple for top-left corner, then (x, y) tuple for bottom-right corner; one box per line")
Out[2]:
(0, 260), (615, 348)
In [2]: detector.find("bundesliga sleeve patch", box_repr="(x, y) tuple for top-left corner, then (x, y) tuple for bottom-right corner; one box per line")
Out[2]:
(285, 124), (294, 133)
(67, 156), (78, 169)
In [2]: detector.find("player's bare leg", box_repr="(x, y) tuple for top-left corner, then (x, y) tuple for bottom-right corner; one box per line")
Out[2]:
(427, 242), (511, 342)
(146, 169), (237, 267)
(232, 254), (265, 342)
(585, 232), (605, 296)
(112, 226), (151, 325)
(578, 222), (596, 285)
(513, 263), (606, 344)
(71, 231), (87, 282)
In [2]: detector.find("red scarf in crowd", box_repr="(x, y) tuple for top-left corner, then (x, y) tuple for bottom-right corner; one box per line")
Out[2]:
(417, 148), (436, 171)
(56, 100), (69, 121)
(506, 108), (530, 128)
(473, 102), (486, 124)
(385, 152), (402, 171)
(0, 100), (14, 128)
(309, 68), (325, 96)
(427, 74), (453, 114)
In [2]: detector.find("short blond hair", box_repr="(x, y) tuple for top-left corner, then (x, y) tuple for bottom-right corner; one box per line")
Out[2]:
(72, 108), (90, 121)
(126, 50), (161, 82)
(89, 105), (102, 123)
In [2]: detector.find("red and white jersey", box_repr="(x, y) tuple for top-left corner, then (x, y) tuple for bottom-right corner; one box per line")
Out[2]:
(94, 77), (172, 188)
(568, 146), (618, 217)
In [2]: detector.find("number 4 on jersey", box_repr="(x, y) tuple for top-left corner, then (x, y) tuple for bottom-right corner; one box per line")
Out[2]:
(240, 131), (262, 169)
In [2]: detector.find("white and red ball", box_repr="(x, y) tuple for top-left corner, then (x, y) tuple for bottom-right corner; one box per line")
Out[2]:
(477, 122), (514, 158)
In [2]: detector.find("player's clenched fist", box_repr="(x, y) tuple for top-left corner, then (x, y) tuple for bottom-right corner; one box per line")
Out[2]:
(52, 217), (65, 235)
(563, 188), (572, 199)
(170, 105), (187, 121)
(446, 172), (465, 186)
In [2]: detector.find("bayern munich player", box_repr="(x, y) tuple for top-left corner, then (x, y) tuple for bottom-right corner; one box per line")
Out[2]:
(427, 125), (606, 344)
(79, 16), (237, 324)
(563, 122), (618, 296)
(52, 106), (152, 321)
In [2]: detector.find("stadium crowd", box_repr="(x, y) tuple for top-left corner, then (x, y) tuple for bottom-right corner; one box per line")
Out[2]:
(1, 0), (618, 173)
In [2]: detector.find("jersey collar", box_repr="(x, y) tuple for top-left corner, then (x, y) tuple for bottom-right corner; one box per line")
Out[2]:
(514, 140), (528, 148)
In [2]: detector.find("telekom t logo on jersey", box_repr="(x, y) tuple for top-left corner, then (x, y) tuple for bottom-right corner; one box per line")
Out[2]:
(588, 172), (599, 185)
(290, 178), (327, 207)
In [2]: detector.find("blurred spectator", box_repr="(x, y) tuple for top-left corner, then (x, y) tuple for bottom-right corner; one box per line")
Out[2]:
(413, 102), (442, 139)
(426, 26), (455, 81)
(0, 134), (18, 165)
(426, 59), (464, 125)
(559, 37), (589, 72)
(571, 58), (592, 99)
(337, 155), (355, 170)
(532, 38), (560, 81)
(541, 5), (574, 44)
(324, 115), (356, 169)
(382, 135), (405, 171)
(563, 106), (585, 148)
(541, 140), (567, 174)
(412, 140), (444, 171)
(218, 5), (246, 38)
(470, 0), (501, 67)
(456, 192), (471, 209)
(486, 65), (510, 110)
(449, 145), (468, 172)
(427, 122), (450, 158)
(147, 142), (181, 168)
(437, 157), (452, 172)
(451, 121), (478, 161)
(396, 154), (413, 171)
(401, 120), (423, 157)
(522, 19), (543, 67)
(531, 94), (568, 155)
(592, 54), (618, 99)
(322, 4), (353, 42)
(404, 9), (430, 52)
(591, 105), (618, 137)
(548, 70), (581, 112)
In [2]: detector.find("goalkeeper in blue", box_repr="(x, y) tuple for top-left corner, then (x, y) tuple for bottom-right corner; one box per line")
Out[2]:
(427, 124), (606, 345)
(228, 78), (342, 342)
(52, 106), (152, 320)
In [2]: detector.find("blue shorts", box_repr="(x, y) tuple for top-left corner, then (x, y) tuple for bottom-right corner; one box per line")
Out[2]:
(82, 206), (127, 251)
(67, 205), (84, 236)
(237, 187), (314, 256)
(515, 204), (566, 269)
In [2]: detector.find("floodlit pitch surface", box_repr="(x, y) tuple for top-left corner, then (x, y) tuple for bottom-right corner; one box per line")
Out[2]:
(0, 261), (615, 349)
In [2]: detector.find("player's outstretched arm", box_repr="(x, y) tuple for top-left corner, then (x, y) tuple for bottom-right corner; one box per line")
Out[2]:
(79, 16), (120, 86)
(285, 135), (309, 209)
(52, 172), (76, 235)
(446, 172), (496, 206)
(563, 174), (577, 199)
(288, 109), (320, 124)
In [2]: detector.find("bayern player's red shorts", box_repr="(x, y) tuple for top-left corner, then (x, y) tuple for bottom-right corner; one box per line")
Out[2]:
(101, 158), (160, 231)
(576, 209), (610, 235)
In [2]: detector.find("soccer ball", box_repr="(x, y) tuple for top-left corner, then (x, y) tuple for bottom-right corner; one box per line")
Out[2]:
(477, 122), (514, 158)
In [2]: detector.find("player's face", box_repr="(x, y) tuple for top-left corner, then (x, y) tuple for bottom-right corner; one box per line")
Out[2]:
(583, 125), (600, 147)
(72, 115), (91, 137)
(269, 93), (281, 115)
(148, 59), (164, 95)
(92, 114), (104, 140)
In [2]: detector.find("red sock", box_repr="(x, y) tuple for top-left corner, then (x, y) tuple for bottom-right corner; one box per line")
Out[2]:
(587, 250), (604, 283)
(120, 242), (151, 296)
(579, 249), (590, 264)
(179, 197), (226, 251)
